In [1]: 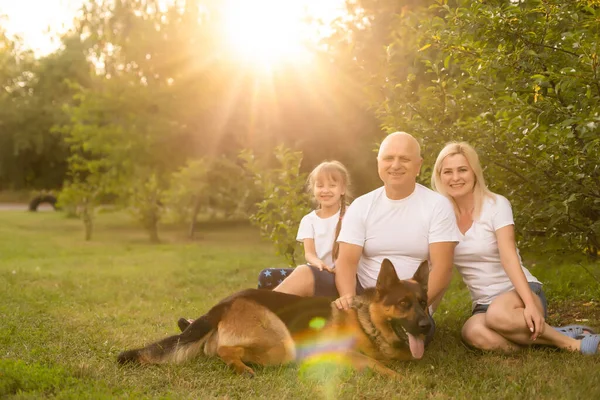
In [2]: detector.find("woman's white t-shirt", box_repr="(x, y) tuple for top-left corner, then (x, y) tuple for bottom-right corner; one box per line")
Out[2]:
(454, 194), (540, 308)
(296, 210), (340, 268)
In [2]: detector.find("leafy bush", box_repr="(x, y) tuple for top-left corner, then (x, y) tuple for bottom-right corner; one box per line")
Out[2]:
(240, 145), (311, 266)
(348, 0), (600, 256)
(164, 156), (256, 238)
(57, 181), (97, 239)
(126, 172), (166, 243)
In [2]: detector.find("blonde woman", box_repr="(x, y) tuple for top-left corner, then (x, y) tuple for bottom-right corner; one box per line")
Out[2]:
(432, 142), (598, 355)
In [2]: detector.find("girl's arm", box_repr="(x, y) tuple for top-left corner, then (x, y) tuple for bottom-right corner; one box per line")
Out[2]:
(496, 224), (544, 340)
(302, 238), (332, 272)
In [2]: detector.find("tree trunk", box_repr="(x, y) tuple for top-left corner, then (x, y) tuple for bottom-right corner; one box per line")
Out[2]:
(188, 196), (202, 239)
(82, 204), (93, 241)
(147, 211), (160, 243)
(148, 224), (160, 243)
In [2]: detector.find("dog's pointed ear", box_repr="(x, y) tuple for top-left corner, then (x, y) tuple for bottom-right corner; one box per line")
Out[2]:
(412, 260), (430, 290)
(376, 258), (400, 292)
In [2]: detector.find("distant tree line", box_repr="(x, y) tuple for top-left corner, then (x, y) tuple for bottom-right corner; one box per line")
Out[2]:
(0, 0), (597, 257)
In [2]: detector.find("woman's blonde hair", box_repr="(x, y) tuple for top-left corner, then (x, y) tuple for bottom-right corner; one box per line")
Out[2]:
(431, 142), (494, 219)
(307, 160), (352, 261)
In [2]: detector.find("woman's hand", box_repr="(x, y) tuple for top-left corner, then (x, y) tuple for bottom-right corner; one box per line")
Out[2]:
(523, 303), (545, 341)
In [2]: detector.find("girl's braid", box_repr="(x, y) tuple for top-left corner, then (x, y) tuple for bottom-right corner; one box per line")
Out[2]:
(331, 195), (347, 261)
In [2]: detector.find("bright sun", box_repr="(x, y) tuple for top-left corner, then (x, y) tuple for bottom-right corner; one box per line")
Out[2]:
(222, 0), (343, 68)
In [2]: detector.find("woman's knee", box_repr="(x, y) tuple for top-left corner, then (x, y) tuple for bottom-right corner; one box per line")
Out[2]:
(462, 321), (506, 351)
(485, 303), (515, 333)
(462, 322), (489, 349)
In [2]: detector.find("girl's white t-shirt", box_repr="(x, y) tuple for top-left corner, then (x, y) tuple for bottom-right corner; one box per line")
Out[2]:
(296, 210), (340, 268)
(454, 194), (540, 307)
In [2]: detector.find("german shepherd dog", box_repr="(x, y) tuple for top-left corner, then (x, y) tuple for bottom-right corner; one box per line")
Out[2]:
(117, 259), (431, 378)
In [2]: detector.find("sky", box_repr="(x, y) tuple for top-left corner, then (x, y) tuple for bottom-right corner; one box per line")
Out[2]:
(0, 0), (347, 63)
(0, 0), (83, 56)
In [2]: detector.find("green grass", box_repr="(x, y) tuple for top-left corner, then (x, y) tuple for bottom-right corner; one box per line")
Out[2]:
(1, 211), (599, 399)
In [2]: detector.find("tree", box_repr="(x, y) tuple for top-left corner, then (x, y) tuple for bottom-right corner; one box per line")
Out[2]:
(164, 156), (255, 239)
(241, 145), (311, 265)
(344, 0), (600, 255)
(59, 0), (217, 241)
(0, 26), (91, 190)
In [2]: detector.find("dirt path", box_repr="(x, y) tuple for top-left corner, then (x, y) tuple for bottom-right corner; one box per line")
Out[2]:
(0, 203), (55, 211)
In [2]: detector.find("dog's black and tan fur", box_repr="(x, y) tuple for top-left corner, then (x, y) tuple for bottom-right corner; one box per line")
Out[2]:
(117, 259), (431, 378)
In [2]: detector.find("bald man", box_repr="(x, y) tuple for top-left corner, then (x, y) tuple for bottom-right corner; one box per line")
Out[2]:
(274, 132), (459, 340)
(333, 132), (459, 312)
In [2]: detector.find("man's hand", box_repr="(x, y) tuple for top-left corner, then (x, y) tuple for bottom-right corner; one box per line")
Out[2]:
(333, 294), (354, 310)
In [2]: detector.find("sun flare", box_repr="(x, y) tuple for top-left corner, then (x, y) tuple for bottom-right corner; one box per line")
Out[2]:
(222, 0), (343, 68)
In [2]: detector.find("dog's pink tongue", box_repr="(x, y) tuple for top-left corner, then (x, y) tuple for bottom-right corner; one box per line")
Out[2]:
(408, 333), (425, 359)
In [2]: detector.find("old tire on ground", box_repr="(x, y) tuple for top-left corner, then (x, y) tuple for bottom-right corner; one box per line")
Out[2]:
(28, 194), (58, 212)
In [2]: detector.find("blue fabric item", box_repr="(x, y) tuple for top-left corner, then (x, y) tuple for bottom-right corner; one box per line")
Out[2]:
(553, 324), (596, 339)
(257, 268), (295, 289)
(580, 334), (600, 355)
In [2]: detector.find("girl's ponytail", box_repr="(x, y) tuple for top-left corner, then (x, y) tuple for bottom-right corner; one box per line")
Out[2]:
(331, 195), (347, 261)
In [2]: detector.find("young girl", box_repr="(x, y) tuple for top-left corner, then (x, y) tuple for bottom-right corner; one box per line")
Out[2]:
(257, 160), (351, 293)
(432, 141), (598, 355)
(177, 161), (351, 332)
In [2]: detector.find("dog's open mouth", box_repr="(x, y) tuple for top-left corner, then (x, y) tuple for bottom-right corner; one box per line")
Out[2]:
(390, 320), (425, 360)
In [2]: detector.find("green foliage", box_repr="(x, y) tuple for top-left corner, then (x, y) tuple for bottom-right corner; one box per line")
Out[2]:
(339, 0), (600, 255)
(164, 159), (210, 226)
(56, 80), (127, 240)
(55, 1), (230, 242)
(58, 38), (193, 242)
(0, 28), (90, 190)
(2, 0), (382, 195)
(127, 172), (165, 243)
(164, 156), (256, 238)
(57, 181), (98, 240)
(240, 145), (311, 266)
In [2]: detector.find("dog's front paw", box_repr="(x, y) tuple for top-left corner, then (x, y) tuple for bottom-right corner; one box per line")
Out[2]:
(232, 364), (255, 377)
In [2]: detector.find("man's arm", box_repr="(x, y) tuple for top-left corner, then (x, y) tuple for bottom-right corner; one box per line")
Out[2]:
(333, 242), (363, 310)
(427, 241), (457, 311)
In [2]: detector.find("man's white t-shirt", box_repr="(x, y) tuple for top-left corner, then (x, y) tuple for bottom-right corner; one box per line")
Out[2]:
(454, 194), (540, 308)
(337, 184), (460, 289)
(296, 210), (341, 268)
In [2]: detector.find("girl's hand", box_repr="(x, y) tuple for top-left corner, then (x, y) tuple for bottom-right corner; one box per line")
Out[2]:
(316, 262), (335, 274)
(523, 304), (545, 341)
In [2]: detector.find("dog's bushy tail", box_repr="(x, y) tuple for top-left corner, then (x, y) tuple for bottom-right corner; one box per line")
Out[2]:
(117, 315), (213, 365)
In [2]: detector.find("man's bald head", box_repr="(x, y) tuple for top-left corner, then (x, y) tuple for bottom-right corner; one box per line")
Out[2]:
(377, 132), (422, 160)
(376, 131), (423, 199)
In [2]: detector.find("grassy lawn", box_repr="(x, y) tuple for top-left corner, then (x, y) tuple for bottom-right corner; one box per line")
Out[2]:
(1, 211), (599, 399)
